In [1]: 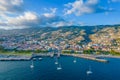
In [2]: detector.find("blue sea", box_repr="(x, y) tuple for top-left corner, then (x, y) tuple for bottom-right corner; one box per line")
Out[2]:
(0, 56), (120, 80)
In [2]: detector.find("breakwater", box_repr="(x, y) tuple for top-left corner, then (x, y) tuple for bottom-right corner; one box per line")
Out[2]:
(62, 54), (109, 63)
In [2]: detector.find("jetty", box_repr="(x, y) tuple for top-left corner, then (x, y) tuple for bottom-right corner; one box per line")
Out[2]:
(62, 54), (109, 63)
(0, 53), (109, 62)
(0, 57), (30, 61)
(32, 53), (54, 57)
(0, 55), (31, 61)
(0, 53), (52, 61)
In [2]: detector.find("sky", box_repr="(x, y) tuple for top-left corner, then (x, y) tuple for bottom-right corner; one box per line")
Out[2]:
(0, 0), (120, 30)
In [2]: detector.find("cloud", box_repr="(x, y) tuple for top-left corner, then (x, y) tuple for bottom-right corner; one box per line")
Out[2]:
(0, 0), (67, 30)
(64, 0), (112, 16)
(0, 12), (40, 29)
(0, 1), (75, 30)
(0, 11), (66, 29)
(47, 21), (74, 27)
(43, 8), (57, 18)
(41, 8), (64, 25)
(7, 12), (39, 26)
(0, 0), (23, 13)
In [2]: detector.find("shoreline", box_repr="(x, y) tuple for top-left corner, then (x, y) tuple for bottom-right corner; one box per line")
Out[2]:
(62, 54), (120, 58)
(95, 54), (120, 59)
(62, 53), (120, 63)
(0, 53), (52, 61)
(0, 53), (120, 61)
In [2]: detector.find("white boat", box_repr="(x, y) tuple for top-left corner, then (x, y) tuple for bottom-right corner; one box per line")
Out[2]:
(86, 70), (92, 75)
(86, 66), (92, 75)
(55, 57), (58, 64)
(57, 64), (62, 70)
(38, 57), (42, 60)
(55, 61), (58, 64)
(33, 58), (36, 60)
(73, 58), (76, 63)
(30, 60), (34, 68)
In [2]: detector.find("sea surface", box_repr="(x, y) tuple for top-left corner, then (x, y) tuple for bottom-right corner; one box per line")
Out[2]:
(0, 56), (120, 80)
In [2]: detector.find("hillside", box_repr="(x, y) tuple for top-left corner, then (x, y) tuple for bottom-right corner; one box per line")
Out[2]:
(0, 24), (120, 53)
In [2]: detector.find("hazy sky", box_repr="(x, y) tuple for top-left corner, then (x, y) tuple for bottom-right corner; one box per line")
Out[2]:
(0, 0), (120, 29)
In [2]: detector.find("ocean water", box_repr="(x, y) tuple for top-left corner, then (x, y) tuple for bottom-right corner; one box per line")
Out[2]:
(0, 56), (120, 80)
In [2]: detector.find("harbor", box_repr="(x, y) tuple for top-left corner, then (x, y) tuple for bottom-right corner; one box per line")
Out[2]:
(62, 54), (109, 63)
(0, 53), (109, 63)
(0, 56), (120, 80)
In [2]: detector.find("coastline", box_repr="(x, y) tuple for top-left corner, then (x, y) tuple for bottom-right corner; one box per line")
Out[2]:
(0, 53), (52, 61)
(0, 53), (120, 61)
(62, 53), (120, 63)
(95, 54), (120, 59)
(62, 53), (120, 59)
(0, 54), (31, 61)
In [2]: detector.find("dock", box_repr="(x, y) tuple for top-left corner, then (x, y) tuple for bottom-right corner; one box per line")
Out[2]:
(0, 53), (108, 62)
(0, 54), (32, 61)
(0, 53), (51, 61)
(0, 58), (31, 61)
(62, 54), (109, 63)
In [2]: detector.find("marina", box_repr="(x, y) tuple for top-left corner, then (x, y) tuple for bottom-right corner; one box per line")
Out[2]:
(62, 54), (109, 63)
(0, 0), (120, 80)
(0, 56), (120, 80)
(0, 53), (109, 63)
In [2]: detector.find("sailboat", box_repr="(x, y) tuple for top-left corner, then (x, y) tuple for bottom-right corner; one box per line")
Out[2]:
(38, 57), (42, 60)
(73, 58), (77, 63)
(33, 58), (36, 60)
(57, 64), (62, 70)
(30, 60), (34, 68)
(55, 57), (58, 65)
(55, 61), (58, 65)
(86, 66), (92, 75)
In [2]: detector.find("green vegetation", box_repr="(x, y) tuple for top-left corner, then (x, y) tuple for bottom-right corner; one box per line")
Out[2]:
(0, 46), (48, 56)
(110, 50), (120, 56)
(62, 50), (74, 54)
(34, 50), (48, 53)
(62, 48), (120, 56)
(83, 49), (95, 54)
(62, 50), (82, 54)
(83, 49), (110, 55)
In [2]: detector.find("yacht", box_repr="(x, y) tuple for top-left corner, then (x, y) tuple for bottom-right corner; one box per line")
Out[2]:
(57, 64), (62, 70)
(55, 57), (58, 64)
(30, 60), (34, 68)
(73, 58), (77, 63)
(33, 58), (36, 60)
(38, 57), (42, 60)
(86, 66), (92, 75)
(55, 61), (58, 65)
